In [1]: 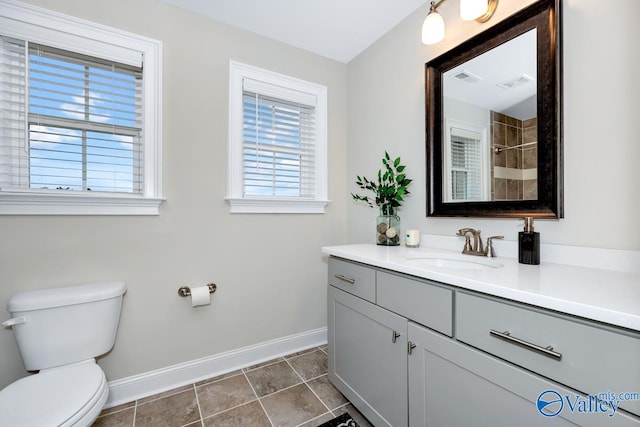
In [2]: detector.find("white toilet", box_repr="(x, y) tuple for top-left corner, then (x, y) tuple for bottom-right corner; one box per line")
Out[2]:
(0, 281), (126, 427)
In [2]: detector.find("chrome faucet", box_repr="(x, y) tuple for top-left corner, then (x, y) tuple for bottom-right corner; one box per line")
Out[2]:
(456, 228), (504, 257)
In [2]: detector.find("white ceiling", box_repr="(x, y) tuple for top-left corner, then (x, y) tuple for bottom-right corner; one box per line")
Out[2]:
(161, 0), (429, 63)
(444, 29), (537, 119)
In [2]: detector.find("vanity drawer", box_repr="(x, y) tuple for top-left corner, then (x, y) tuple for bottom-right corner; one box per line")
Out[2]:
(328, 257), (376, 303)
(456, 292), (640, 417)
(377, 271), (453, 336)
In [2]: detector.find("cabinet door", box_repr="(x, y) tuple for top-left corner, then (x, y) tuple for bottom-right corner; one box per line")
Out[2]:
(328, 286), (408, 427)
(407, 322), (640, 427)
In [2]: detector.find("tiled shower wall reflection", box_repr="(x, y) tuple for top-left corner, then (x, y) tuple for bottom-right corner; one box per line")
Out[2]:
(490, 111), (537, 200)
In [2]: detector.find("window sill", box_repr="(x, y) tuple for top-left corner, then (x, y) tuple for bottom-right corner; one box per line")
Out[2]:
(0, 191), (165, 215)
(226, 197), (330, 214)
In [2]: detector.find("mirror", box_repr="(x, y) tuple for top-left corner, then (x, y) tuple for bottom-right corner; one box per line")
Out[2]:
(426, 0), (562, 218)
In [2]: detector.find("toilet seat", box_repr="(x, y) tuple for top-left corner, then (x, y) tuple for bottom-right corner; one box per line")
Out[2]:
(0, 360), (108, 427)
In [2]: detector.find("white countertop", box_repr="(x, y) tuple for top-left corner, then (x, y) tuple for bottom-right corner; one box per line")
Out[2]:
(322, 244), (640, 332)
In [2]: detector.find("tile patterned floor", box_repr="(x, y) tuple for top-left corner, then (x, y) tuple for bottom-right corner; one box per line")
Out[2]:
(92, 346), (373, 427)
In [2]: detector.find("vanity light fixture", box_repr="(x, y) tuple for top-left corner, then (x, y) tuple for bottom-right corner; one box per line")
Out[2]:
(422, 0), (499, 45)
(422, 2), (446, 45)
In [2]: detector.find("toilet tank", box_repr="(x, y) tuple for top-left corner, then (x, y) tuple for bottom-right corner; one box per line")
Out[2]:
(5, 281), (126, 371)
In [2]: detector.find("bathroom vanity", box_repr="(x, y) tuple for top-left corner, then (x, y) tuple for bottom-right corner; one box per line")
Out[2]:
(324, 244), (640, 427)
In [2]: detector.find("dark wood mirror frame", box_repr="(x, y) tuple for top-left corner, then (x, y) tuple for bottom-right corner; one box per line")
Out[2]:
(426, 0), (563, 218)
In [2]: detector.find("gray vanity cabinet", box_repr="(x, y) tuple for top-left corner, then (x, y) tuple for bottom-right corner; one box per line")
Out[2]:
(327, 257), (640, 426)
(328, 285), (408, 427)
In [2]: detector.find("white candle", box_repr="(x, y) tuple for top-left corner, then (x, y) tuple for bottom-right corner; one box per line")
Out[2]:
(405, 229), (420, 247)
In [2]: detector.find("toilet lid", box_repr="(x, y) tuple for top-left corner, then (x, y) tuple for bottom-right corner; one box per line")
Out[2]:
(0, 361), (107, 426)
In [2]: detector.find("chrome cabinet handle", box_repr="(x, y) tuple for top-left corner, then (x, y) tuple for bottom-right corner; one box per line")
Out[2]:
(392, 331), (401, 343)
(334, 274), (355, 284)
(489, 329), (562, 361)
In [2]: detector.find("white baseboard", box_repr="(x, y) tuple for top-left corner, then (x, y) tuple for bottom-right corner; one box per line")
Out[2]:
(105, 327), (328, 408)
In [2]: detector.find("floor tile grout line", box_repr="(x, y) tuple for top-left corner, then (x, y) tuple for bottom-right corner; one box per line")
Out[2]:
(302, 380), (333, 414)
(285, 350), (338, 411)
(195, 370), (245, 388)
(249, 380), (328, 426)
(252, 377), (305, 400)
(284, 346), (323, 361)
(286, 347), (324, 363)
(134, 385), (194, 406)
(285, 348), (328, 385)
(284, 353), (336, 425)
(333, 402), (350, 412)
(242, 357), (286, 374)
(244, 358), (305, 399)
(242, 369), (276, 427)
(331, 402), (353, 418)
(192, 383), (204, 426)
(305, 372), (330, 383)
(255, 397), (275, 427)
(199, 397), (260, 423)
(283, 355), (308, 385)
(93, 403), (134, 421)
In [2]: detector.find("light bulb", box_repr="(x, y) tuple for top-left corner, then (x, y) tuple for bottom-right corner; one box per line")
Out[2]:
(422, 10), (445, 45)
(460, 0), (488, 21)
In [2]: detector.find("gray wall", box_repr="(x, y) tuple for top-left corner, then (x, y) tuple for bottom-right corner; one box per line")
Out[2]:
(0, 0), (348, 388)
(347, 0), (640, 251)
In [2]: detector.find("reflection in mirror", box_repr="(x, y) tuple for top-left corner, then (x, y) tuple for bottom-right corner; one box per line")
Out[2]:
(442, 29), (537, 202)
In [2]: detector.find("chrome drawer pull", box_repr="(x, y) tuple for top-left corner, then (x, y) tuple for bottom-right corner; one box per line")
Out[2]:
(489, 330), (562, 361)
(334, 274), (356, 284)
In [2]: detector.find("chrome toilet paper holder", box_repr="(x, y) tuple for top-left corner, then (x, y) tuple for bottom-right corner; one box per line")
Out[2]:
(178, 283), (217, 297)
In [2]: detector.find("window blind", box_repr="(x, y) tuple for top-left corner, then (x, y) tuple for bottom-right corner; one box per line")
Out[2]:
(0, 36), (143, 194)
(242, 89), (316, 198)
(0, 36), (28, 189)
(450, 130), (482, 201)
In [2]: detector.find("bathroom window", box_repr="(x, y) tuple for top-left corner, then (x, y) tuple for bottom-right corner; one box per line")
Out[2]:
(0, 2), (163, 215)
(227, 61), (328, 213)
(443, 122), (488, 202)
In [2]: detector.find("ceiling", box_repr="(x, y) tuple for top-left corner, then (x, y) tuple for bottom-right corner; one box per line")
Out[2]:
(444, 29), (537, 119)
(161, 0), (429, 63)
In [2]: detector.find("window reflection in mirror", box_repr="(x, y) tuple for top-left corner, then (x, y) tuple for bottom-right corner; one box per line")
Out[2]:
(442, 29), (537, 202)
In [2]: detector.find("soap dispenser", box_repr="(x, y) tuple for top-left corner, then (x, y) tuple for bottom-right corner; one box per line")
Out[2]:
(519, 217), (540, 265)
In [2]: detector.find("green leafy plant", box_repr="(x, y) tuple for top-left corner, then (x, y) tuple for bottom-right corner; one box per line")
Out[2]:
(352, 151), (412, 215)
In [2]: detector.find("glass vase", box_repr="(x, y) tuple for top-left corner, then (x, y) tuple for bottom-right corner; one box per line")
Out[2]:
(376, 206), (401, 246)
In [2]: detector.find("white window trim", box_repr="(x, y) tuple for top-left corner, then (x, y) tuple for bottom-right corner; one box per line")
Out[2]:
(0, 0), (164, 215)
(226, 61), (329, 214)
(443, 118), (489, 202)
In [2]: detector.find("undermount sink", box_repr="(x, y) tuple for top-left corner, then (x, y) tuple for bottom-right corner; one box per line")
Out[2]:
(405, 252), (503, 270)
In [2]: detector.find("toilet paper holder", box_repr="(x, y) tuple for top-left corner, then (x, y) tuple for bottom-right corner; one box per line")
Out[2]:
(178, 283), (217, 297)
